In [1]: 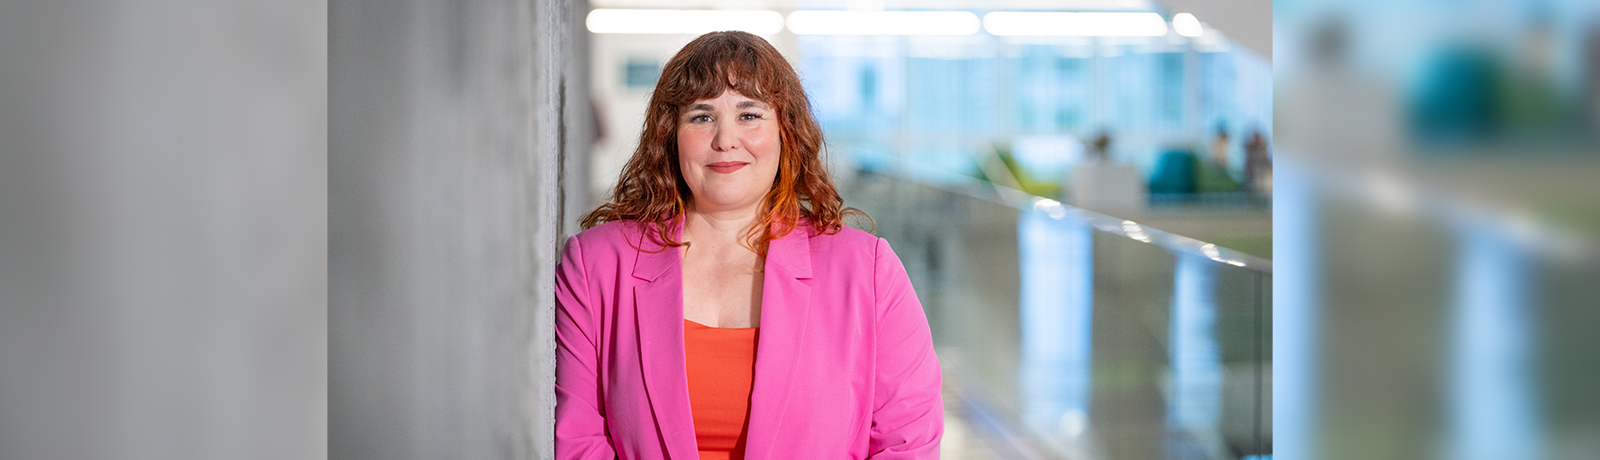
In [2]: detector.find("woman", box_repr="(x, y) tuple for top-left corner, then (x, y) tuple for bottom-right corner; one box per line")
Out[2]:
(555, 31), (942, 459)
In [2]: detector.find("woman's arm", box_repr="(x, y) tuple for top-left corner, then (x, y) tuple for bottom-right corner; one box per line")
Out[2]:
(553, 235), (617, 459)
(867, 238), (945, 459)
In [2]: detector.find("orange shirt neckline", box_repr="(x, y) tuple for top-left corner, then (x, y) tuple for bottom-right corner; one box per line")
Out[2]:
(684, 318), (758, 330)
(683, 318), (759, 460)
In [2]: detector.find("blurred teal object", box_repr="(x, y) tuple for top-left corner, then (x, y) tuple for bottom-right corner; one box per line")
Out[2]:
(1409, 46), (1501, 145)
(1150, 150), (1199, 194)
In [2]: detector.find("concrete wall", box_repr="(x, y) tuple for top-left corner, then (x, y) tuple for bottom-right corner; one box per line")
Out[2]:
(0, 1), (327, 459)
(330, 0), (588, 458)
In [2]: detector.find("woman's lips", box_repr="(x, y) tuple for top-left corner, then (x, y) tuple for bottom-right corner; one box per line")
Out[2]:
(706, 161), (748, 174)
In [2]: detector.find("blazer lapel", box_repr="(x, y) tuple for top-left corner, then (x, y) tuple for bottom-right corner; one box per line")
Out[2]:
(631, 222), (698, 459)
(744, 226), (813, 460)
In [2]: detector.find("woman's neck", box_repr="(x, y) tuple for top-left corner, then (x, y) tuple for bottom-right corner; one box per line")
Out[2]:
(682, 202), (761, 250)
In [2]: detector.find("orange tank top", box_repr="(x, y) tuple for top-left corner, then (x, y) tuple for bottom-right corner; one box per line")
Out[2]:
(683, 319), (759, 460)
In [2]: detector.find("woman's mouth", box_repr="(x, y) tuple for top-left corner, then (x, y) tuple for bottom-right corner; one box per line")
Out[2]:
(706, 161), (748, 174)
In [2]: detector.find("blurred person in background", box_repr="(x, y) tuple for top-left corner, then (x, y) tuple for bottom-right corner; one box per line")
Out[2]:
(1244, 129), (1272, 195)
(1501, 8), (1576, 140)
(1197, 123), (1243, 193)
(1089, 130), (1113, 164)
(1209, 123), (1232, 169)
(553, 31), (943, 459)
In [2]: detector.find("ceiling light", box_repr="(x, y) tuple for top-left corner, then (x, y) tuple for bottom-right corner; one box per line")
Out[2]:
(983, 12), (1169, 37)
(786, 11), (981, 35)
(585, 9), (784, 35)
(1172, 13), (1203, 37)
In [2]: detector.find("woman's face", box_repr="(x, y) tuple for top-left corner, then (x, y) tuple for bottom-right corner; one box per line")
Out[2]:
(676, 89), (782, 214)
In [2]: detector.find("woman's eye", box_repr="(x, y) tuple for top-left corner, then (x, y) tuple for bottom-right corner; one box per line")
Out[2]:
(689, 114), (711, 123)
(740, 113), (763, 120)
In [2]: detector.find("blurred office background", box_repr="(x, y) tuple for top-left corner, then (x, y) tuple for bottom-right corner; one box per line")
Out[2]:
(586, 1), (1273, 459)
(1275, 0), (1600, 459)
(6, 0), (1598, 459)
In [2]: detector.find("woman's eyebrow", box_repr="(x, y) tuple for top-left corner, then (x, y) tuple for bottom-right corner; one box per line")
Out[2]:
(683, 103), (714, 113)
(736, 100), (770, 110)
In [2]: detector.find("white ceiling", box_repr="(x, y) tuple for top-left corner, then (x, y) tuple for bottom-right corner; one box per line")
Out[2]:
(589, 0), (1271, 60)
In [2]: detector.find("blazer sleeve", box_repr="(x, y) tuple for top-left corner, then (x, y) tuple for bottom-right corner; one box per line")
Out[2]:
(553, 235), (618, 459)
(867, 238), (945, 459)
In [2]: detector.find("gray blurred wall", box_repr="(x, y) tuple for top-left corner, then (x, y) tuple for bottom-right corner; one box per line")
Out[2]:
(1157, 0), (1272, 60)
(330, 0), (589, 459)
(0, 1), (328, 459)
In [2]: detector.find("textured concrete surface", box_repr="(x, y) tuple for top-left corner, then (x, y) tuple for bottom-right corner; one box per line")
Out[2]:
(330, 0), (588, 458)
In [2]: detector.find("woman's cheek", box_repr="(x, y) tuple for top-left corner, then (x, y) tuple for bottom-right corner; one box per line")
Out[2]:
(755, 125), (779, 151)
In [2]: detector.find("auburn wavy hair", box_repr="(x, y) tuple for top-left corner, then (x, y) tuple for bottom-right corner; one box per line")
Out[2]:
(580, 31), (860, 257)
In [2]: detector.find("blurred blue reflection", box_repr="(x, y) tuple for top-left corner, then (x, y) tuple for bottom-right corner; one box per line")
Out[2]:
(1171, 253), (1223, 450)
(1018, 209), (1095, 439)
(1273, 160), (1320, 460)
(1451, 225), (1539, 460)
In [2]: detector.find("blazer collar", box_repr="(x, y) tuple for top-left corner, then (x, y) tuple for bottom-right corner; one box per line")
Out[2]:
(631, 219), (682, 282)
(764, 223), (813, 279)
(744, 225), (813, 459)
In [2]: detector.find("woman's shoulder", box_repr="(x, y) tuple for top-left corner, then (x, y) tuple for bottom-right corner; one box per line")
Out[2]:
(565, 220), (648, 258)
(572, 219), (641, 241)
(802, 222), (886, 262)
(806, 222), (876, 244)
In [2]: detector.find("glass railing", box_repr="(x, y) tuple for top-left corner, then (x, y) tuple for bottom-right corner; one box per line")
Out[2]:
(838, 167), (1271, 460)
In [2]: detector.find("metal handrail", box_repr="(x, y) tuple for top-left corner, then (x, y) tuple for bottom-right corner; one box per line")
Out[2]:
(852, 165), (1273, 273)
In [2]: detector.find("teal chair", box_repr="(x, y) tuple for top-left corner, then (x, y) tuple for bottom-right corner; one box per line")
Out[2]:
(1149, 150), (1198, 194)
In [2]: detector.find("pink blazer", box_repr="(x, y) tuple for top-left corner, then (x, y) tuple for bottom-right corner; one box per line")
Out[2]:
(554, 220), (943, 459)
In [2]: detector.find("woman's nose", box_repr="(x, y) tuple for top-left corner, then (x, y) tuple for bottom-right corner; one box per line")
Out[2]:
(711, 120), (740, 151)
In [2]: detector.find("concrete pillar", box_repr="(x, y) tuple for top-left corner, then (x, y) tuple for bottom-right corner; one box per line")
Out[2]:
(330, 0), (587, 459)
(0, 1), (327, 459)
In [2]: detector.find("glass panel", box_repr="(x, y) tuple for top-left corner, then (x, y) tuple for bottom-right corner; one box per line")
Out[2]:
(839, 171), (1271, 460)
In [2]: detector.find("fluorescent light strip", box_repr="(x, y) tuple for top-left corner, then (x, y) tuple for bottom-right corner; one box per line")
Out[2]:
(787, 11), (981, 35)
(1172, 13), (1203, 37)
(983, 12), (1169, 37)
(585, 9), (784, 35)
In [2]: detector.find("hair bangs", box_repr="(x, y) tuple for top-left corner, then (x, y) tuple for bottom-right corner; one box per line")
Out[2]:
(663, 37), (772, 110)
